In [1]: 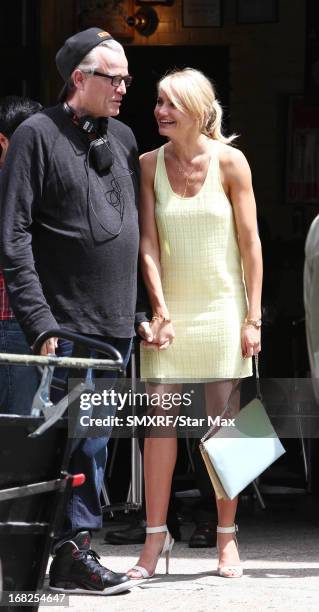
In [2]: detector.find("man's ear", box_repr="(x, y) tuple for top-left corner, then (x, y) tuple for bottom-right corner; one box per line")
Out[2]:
(0, 132), (9, 165)
(72, 68), (86, 90)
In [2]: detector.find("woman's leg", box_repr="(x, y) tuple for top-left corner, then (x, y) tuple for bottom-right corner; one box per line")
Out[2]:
(215, 497), (240, 572)
(128, 382), (181, 577)
(205, 381), (242, 574)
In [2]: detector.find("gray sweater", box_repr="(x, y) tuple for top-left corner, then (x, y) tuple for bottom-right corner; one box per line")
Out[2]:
(0, 104), (148, 345)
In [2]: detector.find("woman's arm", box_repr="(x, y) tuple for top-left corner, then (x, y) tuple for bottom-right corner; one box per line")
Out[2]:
(139, 151), (175, 349)
(221, 146), (263, 358)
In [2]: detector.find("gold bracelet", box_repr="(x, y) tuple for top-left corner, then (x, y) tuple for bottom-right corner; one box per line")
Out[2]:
(244, 317), (262, 329)
(151, 314), (171, 323)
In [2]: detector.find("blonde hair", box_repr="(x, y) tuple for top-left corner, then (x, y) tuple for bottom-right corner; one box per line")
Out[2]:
(158, 68), (237, 144)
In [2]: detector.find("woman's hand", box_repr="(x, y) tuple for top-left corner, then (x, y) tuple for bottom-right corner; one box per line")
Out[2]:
(141, 318), (175, 350)
(241, 324), (261, 358)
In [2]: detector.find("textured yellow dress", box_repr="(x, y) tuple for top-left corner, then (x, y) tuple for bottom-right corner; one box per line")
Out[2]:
(140, 141), (252, 381)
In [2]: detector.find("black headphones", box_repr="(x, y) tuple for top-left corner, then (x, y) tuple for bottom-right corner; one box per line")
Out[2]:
(63, 102), (107, 135)
(63, 102), (113, 172)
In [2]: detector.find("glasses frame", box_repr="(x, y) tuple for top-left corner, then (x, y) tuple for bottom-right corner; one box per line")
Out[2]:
(83, 70), (133, 88)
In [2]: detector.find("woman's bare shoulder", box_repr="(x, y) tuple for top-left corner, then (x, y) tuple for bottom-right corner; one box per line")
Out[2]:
(216, 141), (250, 172)
(140, 147), (165, 183)
(139, 147), (161, 167)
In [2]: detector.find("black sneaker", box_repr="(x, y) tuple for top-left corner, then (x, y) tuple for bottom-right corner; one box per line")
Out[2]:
(49, 531), (133, 595)
(188, 521), (216, 548)
(104, 520), (147, 545)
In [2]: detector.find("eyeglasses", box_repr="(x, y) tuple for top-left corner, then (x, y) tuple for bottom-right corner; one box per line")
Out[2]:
(84, 70), (133, 88)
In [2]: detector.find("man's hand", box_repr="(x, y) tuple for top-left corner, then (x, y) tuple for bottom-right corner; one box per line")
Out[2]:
(137, 322), (154, 345)
(40, 337), (59, 355)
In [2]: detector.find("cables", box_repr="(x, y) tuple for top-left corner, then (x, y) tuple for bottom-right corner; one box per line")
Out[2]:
(85, 141), (125, 238)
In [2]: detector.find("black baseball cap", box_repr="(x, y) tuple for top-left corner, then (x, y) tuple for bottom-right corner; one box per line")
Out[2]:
(55, 27), (113, 101)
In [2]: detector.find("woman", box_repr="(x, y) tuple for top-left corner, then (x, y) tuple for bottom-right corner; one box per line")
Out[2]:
(129, 68), (262, 579)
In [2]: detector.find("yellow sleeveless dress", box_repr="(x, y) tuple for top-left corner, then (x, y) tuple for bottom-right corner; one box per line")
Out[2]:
(140, 141), (252, 381)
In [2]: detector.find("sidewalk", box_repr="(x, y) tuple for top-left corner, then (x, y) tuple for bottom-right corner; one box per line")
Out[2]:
(42, 495), (319, 612)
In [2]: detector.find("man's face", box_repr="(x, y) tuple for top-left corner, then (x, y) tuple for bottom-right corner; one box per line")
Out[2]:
(79, 47), (129, 118)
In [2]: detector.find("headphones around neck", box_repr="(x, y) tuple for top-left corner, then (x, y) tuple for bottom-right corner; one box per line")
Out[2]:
(62, 102), (113, 172)
(62, 102), (108, 137)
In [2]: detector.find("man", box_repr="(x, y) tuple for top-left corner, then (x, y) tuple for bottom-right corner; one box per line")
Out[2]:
(0, 28), (151, 595)
(0, 95), (42, 414)
(304, 214), (319, 403)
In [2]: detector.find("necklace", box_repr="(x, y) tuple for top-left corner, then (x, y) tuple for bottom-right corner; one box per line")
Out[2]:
(176, 161), (195, 198)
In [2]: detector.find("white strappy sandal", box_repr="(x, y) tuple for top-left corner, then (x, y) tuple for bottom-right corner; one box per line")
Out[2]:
(217, 524), (243, 578)
(128, 524), (175, 579)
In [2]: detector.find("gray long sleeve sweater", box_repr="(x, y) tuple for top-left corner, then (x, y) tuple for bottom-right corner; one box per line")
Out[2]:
(0, 104), (148, 345)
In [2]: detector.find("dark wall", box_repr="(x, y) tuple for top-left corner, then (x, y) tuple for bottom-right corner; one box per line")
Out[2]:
(121, 45), (229, 154)
(0, 0), (40, 99)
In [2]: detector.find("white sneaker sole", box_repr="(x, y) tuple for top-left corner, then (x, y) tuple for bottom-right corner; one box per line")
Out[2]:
(49, 579), (143, 596)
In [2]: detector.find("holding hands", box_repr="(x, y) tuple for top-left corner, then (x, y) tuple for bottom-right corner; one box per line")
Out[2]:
(138, 315), (175, 350)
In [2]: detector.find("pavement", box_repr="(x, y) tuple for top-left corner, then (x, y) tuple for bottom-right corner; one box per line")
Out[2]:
(41, 493), (319, 612)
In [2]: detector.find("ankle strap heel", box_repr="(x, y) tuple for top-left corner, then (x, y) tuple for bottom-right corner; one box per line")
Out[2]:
(146, 525), (168, 534)
(216, 524), (242, 579)
(128, 524), (174, 579)
(217, 524), (238, 534)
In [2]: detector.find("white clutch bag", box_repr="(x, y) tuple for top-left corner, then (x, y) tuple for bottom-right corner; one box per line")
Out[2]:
(200, 357), (286, 500)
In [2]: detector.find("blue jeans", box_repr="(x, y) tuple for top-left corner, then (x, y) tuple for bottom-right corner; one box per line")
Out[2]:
(56, 336), (133, 535)
(0, 319), (39, 415)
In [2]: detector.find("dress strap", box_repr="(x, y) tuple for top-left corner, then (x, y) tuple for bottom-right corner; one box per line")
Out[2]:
(207, 139), (228, 195)
(154, 145), (171, 202)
